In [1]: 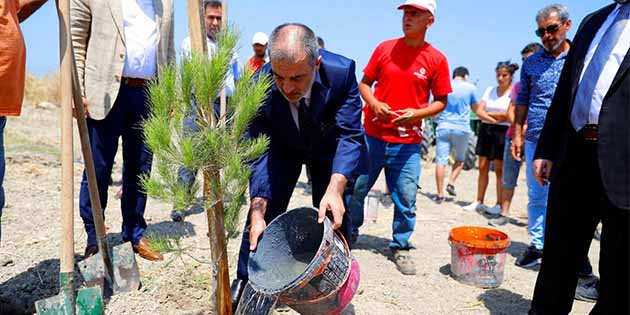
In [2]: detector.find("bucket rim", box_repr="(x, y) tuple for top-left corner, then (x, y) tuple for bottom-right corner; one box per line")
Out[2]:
(249, 207), (339, 294)
(448, 226), (511, 250)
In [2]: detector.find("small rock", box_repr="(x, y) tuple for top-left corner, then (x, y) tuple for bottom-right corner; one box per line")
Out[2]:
(36, 102), (58, 110)
(1, 259), (14, 267)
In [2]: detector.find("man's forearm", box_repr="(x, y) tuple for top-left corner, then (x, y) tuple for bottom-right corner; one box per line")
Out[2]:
(415, 97), (447, 119)
(18, 0), (47, 22)
(326, 173), (348, 196)
(513, 104), (528, 138)
(359, 82), (378, 107)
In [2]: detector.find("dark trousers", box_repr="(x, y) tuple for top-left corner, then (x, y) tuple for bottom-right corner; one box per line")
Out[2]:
(236, 161), (354, 281)
(530, 133), (629, 315)
(79, 84), (152, 247)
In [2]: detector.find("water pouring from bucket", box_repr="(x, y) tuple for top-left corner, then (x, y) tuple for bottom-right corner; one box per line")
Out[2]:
(236, 207), (360, 315)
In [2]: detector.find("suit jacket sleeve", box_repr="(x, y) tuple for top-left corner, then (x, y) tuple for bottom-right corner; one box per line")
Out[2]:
(247, 99), (272, 200)
(70, 0), (91, 96)
(332, 60), (364, 179)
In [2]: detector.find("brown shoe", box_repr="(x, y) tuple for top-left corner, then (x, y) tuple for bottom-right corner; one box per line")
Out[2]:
(132, 238), (163, 261)
(84, 245), (99, 258)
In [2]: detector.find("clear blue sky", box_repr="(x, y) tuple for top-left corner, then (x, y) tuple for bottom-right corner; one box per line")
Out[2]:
(21, 0), (611, 94)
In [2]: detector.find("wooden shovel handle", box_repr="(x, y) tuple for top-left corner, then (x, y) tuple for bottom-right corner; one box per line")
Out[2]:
(56, 0), (74, 274)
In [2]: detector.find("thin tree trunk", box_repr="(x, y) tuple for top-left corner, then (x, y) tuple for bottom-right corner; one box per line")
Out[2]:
(186, 1), (232, 314)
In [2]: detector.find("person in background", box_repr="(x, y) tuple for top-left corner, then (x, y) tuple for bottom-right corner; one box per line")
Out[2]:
(349, 0), (451, 276)
(247, 31), (268, 73)
(529, 2), (629, 313)
(172, 0), (239, 222)
(511, 4), (572, 269)
(0, 0), (48, 243)
(462, 61), (517, 215)
(71, 0), (175, 261)
(432, 66), (479, 203)
(488, 42), (543, 226)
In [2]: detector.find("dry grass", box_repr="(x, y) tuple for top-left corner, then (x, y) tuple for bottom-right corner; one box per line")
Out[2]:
(23, 71), (60, 107)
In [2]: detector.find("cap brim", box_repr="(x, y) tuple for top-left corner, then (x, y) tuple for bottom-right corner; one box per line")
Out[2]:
(397, 4), (431, 14)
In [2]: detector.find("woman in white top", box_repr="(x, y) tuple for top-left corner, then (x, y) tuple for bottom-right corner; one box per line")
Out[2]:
(464, 61), (519, 214)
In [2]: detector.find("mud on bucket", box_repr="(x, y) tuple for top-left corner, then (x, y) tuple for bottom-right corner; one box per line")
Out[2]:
(248, 207), (359, 315)
(448, 226), (511, 289)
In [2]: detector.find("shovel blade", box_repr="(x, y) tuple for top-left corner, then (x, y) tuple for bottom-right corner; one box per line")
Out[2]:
(35, 293), (74, 315)
(75, 286), (104, 315)
(111, 242), (140, 294)
(77, 253), (107, 292)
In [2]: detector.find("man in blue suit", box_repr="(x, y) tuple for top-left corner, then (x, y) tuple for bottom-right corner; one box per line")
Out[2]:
(230, 23), (367, 309)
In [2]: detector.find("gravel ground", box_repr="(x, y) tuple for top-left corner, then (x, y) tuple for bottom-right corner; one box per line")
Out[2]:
(0, 105), (600, 314)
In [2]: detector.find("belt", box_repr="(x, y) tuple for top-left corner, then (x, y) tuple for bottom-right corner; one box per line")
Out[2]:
(122, 77), (149, 88)
(579, 124), (598, 142)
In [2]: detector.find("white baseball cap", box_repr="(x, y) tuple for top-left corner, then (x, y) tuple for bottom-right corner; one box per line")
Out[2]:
(252, 32), (269, 45)
(398, 0), (436, 16)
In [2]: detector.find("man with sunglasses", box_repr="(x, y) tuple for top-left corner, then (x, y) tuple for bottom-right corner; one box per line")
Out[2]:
(511, 4), (572, 269)
(529, 1), (630, 314)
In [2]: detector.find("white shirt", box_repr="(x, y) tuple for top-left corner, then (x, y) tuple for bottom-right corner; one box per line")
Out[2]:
(289, 88), (312, 131)
(481, 86), (511, 126)
(121, 0), (158, 79)
(181, 36), (239, 97)
(578, 4), (630, 124)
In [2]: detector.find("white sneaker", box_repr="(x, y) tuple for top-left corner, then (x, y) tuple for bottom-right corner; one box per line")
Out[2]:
(486, 204), (502, 216)
(463, 201), (487, 212)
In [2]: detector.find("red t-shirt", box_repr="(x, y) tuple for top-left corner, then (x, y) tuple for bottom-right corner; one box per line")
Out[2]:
(363, 38), (451, 144)
(248, 56), (265, 73)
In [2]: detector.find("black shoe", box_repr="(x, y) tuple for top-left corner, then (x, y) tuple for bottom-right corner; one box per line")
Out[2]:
(575, 278), (599, 303)
(433, 195), (445, 204)
(515, 246), (542, 268)
(231, 278), (246, 312)
(303, 183), (312, 195)
(170, 210), (184, 222)
(446, 184), (457, 196)
(380, 193), (393, 207)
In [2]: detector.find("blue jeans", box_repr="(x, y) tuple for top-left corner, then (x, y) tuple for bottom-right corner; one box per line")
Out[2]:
(0, 117), (6, 243)
(502, 136), (523, 189)
(350, 135), (420, 249)
(435, 128), (470, 165)
(79, 85), (152, 247)
(525, 139), (548, 250)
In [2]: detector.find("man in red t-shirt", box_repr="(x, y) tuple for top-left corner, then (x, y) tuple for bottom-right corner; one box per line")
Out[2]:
(349, 0), (451, 275)
(247, 32), (268, 73)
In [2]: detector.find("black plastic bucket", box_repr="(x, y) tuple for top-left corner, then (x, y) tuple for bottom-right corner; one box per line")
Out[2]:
(248, 207), (359, 314)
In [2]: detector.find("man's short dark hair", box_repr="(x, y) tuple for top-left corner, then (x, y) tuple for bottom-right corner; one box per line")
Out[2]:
(452, 66), (469, 79)
(204, 0), (222, 10)
(317, 36), (325, 49)
(269, 23), (319, 66)
(521, 42), (544, 55)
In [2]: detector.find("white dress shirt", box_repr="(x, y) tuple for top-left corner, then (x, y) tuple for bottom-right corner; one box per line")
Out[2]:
(289, 88), (312, 132)
(181, 36), (239, 97)
(121, 0), (159, 79)
(578, 4), (630, 124)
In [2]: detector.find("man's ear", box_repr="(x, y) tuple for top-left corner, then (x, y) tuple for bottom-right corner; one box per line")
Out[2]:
(427, 15), (435, 28)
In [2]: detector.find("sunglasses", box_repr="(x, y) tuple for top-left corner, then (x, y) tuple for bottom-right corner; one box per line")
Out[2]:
(535, 23), (561, 37)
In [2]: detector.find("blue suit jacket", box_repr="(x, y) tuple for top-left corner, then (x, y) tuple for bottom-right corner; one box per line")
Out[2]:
(248, 49), (368, 200)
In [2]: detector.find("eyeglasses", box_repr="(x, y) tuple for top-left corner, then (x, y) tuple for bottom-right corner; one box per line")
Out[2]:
(535, 24), (560, 37)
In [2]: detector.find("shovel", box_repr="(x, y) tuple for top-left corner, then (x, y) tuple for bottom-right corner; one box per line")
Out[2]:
(34, 0), (103, 313)
(64, 10), (140, 298)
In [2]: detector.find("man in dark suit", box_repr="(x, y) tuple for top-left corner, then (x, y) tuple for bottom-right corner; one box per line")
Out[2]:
(230, 23), (367, 309)
(530, 2), (630, 314)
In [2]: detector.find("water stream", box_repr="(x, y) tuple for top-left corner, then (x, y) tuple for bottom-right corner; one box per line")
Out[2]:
(234, 282), (280, 315)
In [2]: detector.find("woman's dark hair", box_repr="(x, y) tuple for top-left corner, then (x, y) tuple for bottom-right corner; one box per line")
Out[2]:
(496, 60), (519, 75)
(521, 42), (544, 55)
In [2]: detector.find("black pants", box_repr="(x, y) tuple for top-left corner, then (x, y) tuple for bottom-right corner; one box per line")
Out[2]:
(236, 161), (354, 281)
(529, 134), (629, 315)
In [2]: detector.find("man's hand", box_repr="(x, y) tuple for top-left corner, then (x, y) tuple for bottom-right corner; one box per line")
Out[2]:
(511, 134), (524, 162)
(73, 96), (89, 119)
(533, 159), (553, 186)
(391, 108), (421, 127)
(318, 174), (348, 229)
(248, 197), (268, 251)
(369, 100), (392, 121)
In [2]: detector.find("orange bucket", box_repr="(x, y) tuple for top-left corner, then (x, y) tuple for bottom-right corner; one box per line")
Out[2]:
(448, 226), (511, 288)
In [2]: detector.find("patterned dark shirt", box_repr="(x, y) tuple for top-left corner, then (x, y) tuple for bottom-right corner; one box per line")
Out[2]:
(516, 48), (568, 142)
